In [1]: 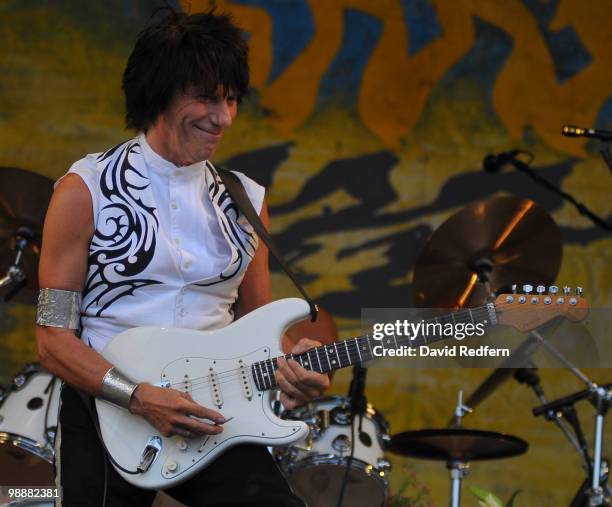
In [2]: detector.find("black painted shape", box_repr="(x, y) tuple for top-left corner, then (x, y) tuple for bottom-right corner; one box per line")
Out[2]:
(221, 142), (293, 188)
(318, 225), (432, 317)
(270, 151), (398, 213)
(271, 159), (576, 261)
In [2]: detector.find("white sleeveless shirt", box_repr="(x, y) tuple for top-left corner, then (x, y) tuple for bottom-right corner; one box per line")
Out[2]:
(62, 134), (264, 352)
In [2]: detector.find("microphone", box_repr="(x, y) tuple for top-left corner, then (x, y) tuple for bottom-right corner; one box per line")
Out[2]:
(482, 150), (520, 172)
(562, 125), (612, 142)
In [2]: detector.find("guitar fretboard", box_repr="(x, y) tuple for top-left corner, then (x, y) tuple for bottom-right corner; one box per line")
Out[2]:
(250, 303), (497, 391)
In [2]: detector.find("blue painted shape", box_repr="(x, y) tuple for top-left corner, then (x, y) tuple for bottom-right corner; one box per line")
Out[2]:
(233, 0), (315, 84)
(596, 95), (612, 131)
(436, 16), (513, 114)
(315, 8), (383, 109)
(399, 0), (443, 55)
(520, 0), (592, 84)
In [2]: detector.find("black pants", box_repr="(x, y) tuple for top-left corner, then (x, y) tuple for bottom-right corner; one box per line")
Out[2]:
(56, 385), (305, 507)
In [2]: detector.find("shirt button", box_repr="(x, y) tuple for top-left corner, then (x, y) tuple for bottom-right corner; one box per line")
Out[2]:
(174, 237), (180, 245)
(173, 170), (181, 177)
(183, 260), (192, 269)
(171, 202), (178, 210)
(179, 308), (186, 317)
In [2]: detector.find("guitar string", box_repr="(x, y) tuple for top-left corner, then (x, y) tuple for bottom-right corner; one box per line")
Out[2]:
(162, 305), (496, 390)
(163, 306), (495, 388)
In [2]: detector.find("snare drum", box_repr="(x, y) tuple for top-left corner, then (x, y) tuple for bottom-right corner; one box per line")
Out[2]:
(0, 364), (61, 486)
(275, 396), (391, 507)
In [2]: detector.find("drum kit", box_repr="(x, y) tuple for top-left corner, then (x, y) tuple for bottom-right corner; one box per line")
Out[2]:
(0, 166), (609, 506)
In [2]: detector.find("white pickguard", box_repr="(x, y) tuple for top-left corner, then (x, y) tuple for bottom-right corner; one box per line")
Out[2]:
(95, 298), (311, 489)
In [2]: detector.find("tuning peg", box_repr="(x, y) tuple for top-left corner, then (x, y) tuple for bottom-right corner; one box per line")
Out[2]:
(549, 286), (559, 295)
(576, 287), (583, 297)
(563, 286), (571, 296)
(512, 284), (517, 294)
(522, 284), (533, 294)
(536, 285), (546, 295)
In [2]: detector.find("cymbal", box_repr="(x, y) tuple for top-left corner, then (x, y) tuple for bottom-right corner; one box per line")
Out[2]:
(389, 429), (528, 462)
(0, 167), (55, 304)
(413, 195), (562, 308)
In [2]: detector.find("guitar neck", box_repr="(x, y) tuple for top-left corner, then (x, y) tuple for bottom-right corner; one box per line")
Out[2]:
(250, 303), (498, 391)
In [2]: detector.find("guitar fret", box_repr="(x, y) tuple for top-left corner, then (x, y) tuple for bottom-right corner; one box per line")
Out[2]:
(333, 342), (341, 367)
(326, 346), (337, 369)
(257, 362), (267, 390)
(468, 308), (474, 324)
(344, 340), (352, 366)
(355, 337), (363, 363)
(315, 347), (323, 372)
(323, 345), (333, 371)
(366, 334), (373, 360)
(306, 350), (316, 371)
(252, 363), (263, 390)
(264, 360), (275, 389)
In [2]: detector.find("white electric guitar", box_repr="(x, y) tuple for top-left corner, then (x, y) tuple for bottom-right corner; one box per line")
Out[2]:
(96, 289), (588, 489)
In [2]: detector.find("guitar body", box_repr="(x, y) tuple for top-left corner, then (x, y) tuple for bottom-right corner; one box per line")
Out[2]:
(95, 298), (311, 489)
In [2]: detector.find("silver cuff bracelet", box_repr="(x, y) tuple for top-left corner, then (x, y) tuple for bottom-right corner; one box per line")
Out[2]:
(100, 367), (138, 410)
(36, 288), (81, 330)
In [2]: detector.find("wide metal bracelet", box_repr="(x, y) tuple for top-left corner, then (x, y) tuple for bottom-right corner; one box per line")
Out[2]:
(36, 288), (81, 330)
(100, 366), (138, 410)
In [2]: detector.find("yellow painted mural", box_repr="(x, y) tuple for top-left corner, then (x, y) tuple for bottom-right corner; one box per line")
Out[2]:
(1, 0), (610, 505)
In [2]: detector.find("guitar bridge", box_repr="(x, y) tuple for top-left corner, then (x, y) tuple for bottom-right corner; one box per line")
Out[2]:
(137, 436), (162, 473)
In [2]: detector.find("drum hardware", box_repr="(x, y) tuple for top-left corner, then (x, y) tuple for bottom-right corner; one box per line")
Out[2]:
(390, 389), (528, 507)
(275, 395), (391, 507)
(0, 364), (61, 486)
(0, 167), (54, 304)
(533, 383), (612, 507)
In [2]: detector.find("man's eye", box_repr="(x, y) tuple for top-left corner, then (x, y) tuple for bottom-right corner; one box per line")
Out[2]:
(226, 95), (237, 104)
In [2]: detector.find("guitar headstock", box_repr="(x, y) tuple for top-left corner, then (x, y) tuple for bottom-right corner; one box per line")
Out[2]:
(494, 285), (589, 332)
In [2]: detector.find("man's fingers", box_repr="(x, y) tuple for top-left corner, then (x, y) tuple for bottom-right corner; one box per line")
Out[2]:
(275, 368), (308, 404)
(179, 393), (226, 423)
(279, 392), (298, 410)
(285, 359), (330, 392)
(175, 415), (223, 437)
(290, 338), (322, 355)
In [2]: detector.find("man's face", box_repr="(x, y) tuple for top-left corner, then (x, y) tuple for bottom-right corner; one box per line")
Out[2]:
(151, 85), (238, 166)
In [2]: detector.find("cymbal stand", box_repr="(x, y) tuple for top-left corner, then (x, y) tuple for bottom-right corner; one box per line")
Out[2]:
(515, 366), (589, 469)
(0, 226), (33, 301)
(530, 327), (611, 506)
(448, 389), (472, 507)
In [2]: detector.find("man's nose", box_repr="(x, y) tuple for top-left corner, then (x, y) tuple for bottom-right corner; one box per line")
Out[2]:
(211, 100), (234, 128)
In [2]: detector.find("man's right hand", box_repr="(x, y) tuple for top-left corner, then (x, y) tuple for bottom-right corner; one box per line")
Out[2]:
(129, 383), (227, 439)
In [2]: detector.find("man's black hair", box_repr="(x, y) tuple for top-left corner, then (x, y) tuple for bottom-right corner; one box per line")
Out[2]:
(122, 8), (249, 131)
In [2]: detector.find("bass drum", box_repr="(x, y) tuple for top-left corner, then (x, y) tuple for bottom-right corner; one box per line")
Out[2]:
(0, 364), (61, 487)
(275, 396), (391, 507)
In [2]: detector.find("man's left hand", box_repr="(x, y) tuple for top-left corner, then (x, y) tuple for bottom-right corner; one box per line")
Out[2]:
(276, 338), (330, 410)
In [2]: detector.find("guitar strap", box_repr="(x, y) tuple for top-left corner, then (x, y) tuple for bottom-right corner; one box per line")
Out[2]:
(217, 167), (318, 322)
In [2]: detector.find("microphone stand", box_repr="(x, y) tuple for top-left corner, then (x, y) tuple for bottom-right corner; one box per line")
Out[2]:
(337, 365), (368, 507)
(495, 154), (612, 233)
(599, 144), (612, 174)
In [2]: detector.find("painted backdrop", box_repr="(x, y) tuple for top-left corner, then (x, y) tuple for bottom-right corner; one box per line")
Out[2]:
(1, 0), (611, 505)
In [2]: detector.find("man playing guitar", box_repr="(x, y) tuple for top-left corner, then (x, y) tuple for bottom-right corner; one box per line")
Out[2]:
(36, 8), (329, 506)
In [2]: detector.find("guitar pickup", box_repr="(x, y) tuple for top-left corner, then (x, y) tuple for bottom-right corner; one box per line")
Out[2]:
(137, 436), (162, 473)
(238, 360), (253, 400)
(209, 369), (223, 408)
